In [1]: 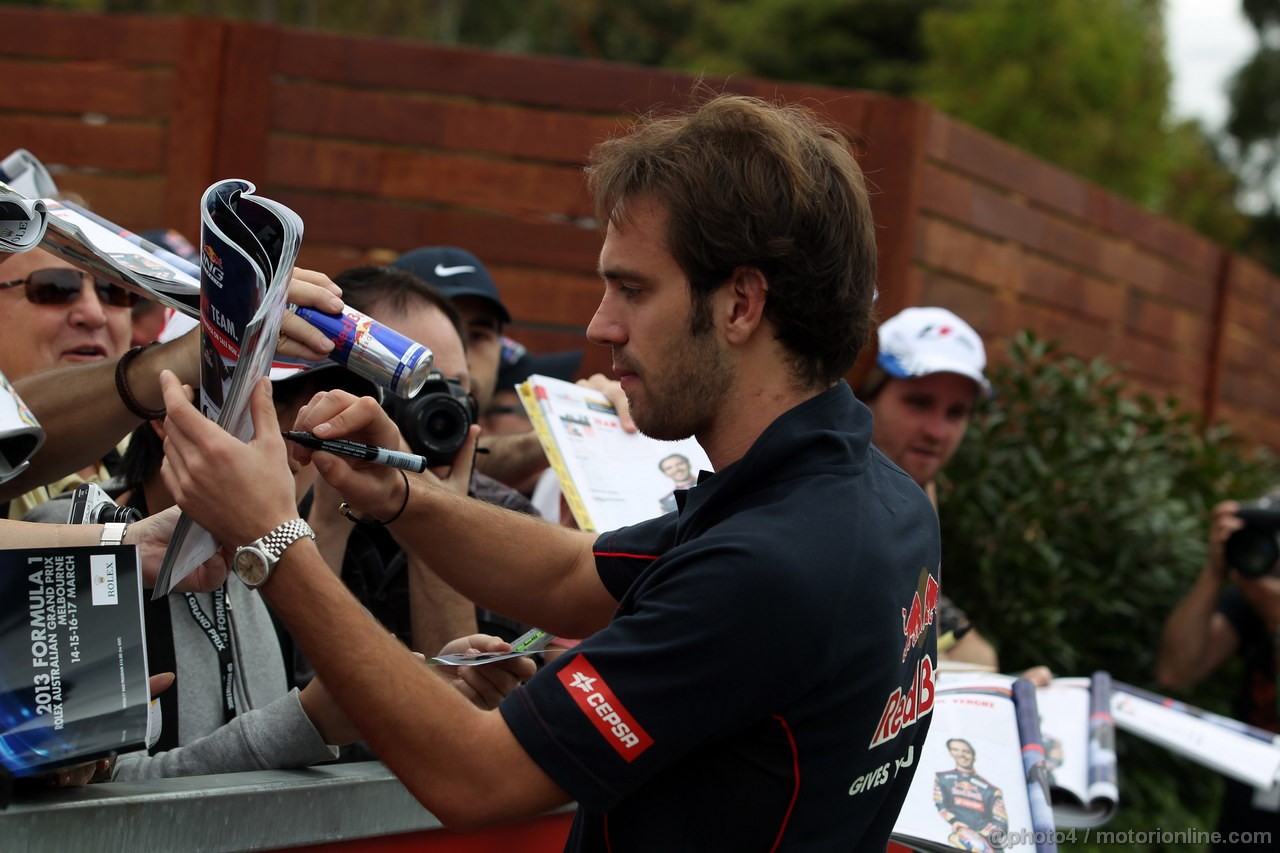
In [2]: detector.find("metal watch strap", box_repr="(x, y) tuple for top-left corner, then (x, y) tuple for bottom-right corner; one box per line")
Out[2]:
(100, 521), (128, 547)
(258, 518), (315, 561)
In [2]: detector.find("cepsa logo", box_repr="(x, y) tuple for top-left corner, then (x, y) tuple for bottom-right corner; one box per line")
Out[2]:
(870, 568), (939, 749)
(202, 245), (225, 287)
(557, 655), (653, 762)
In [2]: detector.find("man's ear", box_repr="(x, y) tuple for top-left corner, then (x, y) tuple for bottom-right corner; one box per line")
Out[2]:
(722, 265), (768, 345)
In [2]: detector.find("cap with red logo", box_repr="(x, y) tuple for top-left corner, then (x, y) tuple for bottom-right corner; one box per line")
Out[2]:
(875, 306), (991, 397)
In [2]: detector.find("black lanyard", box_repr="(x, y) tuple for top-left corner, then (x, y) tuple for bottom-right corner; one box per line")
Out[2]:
(184, 586), (237, 724)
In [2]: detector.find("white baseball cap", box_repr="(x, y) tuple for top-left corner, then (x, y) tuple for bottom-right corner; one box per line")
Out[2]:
(876, 307), (992, 397)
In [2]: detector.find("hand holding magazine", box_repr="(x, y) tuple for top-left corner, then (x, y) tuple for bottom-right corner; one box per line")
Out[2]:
(517, 374), (712, 532)
(152, 179), (302, 596)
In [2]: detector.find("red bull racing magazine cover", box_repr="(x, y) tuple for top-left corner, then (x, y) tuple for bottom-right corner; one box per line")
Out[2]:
(153, 179), (301, 597)
(0, 546), (151, 786)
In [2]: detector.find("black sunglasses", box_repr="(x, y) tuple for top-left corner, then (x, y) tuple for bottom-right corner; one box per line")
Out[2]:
(0, 268), (138, 308)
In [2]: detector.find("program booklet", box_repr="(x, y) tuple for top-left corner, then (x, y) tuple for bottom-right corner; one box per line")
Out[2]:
(0, 545), (151, 780)
(891, 673), (1058, 853)
(0, 370), (43, 485)
(517, 374), (712, 532)
(152, 179), (303, 596)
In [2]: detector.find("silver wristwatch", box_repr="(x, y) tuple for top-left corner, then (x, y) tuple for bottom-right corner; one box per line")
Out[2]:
(231, 519), (315, 589)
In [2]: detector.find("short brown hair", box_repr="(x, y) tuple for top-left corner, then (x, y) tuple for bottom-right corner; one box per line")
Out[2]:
(586, 93), (877, 388)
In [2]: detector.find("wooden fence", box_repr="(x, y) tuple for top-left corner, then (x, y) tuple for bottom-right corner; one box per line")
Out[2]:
(2, 7), (1276, 448)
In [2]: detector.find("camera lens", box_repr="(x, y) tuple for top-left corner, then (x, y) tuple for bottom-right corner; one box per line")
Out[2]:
(386, 371), (476, 466)
(424, 404), (465, 445)
(90, 503), (143, 525)
(413, 395), (469, 462)
(1224, 527), (1280, 578)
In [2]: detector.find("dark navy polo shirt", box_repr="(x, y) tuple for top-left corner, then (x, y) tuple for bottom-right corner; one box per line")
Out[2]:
(501, 381), (940, 851)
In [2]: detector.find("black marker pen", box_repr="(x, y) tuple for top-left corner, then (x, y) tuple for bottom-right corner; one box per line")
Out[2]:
(282, 431), (429, 474)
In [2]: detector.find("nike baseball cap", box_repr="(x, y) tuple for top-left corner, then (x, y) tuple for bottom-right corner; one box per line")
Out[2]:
(876, 306), (992, 397)
(389, 246), (511, 325)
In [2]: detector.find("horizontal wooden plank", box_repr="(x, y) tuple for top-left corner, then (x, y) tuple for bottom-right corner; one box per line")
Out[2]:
(0, 115), (166, 172)
(270, 82), (626, 167)
(265, 137), (593, 220)
(53, 173), (167, 231)
(1017, 255), (1126, 326)
(0, 8), (187, 64)
(916, 217), (1022, 292)
(928, 111), (1222, 275)
(271, 190), (603, 273)
(270, 26), (892, 120)
(488, 264), (601, 329)
(0, 58), (174, 119)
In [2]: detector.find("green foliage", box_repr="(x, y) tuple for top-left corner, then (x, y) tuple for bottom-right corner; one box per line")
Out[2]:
(672, 0), (965, 95)
(920, 0), (1170, 206)
(938, 331), (1279, 850)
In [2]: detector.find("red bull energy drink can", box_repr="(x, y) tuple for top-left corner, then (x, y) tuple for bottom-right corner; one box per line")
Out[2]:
(294, 305), (434, 399)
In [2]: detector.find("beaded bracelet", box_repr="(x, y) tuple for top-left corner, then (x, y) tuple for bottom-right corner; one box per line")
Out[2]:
(115, 343), (166, 420)
(339, 469), (410, 527)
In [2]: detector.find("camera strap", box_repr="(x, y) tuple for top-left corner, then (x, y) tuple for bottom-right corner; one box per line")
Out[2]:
(184, 586), (237, 724)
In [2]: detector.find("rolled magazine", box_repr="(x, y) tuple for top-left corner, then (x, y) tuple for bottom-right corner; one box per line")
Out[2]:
(152, 179), (303, 596)
(0, 369), (43, 485)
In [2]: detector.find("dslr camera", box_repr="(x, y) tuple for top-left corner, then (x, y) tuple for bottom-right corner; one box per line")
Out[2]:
(1223, 496), (1280, 578)
(382, 370), (477, 467)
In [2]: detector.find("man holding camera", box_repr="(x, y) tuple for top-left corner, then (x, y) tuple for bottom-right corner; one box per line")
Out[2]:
(1158, 494), (1280, 846)
(305, 264), (536, 657)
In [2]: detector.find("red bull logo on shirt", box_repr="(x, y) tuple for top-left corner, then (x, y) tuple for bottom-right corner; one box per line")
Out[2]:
(901, 571), (939, 661)
(558, 655), (654, 762)
(870, 569), (940, 749)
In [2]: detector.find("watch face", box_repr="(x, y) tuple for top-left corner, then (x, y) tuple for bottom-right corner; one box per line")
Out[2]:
(233, 546), (270, 587)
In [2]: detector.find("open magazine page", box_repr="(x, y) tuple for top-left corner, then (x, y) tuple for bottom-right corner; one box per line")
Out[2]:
(892, 674), (1057, 853)
(0, 370), (44, 485)
(1112, 682), (1280, 791)
(39, 200), (202, 317)
(0, 545), (151, 778)
(0, 149), (201, 315)
(0, 181), (47, 253)
(0, 149), (58, 198)
(516, 374), (712, 532)
(1035, 674), (1118, 827)
(153, 179), (303, 596)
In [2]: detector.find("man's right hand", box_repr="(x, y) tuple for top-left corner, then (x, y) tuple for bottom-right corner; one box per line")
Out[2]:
(275, 268), (345, 362)
(293, 391), (480, 521)
(1208, 500), (1245, 580)
(129, 506), (229, 592)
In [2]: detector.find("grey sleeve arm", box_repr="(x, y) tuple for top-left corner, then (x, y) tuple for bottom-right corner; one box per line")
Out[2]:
(111, 688), (339, 781)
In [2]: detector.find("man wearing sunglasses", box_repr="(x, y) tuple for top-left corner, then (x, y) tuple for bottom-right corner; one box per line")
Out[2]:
(0, 261), (344, 509)
(0, 248), (136, 519)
